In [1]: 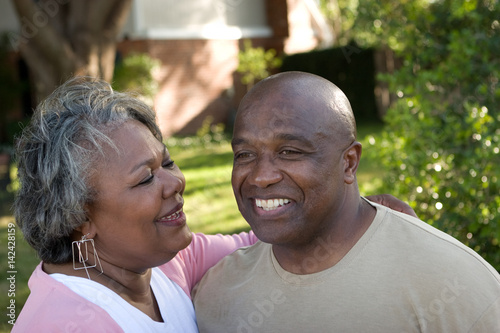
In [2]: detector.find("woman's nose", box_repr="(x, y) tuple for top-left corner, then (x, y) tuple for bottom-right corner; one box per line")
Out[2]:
(158, 168), (185, 198)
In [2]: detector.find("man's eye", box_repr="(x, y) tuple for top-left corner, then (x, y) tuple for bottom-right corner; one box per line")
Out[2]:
(280, 150), (300, 155)
(234, 152), (252, 160)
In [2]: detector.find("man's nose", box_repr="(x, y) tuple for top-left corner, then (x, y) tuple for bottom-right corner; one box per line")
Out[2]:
(247, 155), (283, 188)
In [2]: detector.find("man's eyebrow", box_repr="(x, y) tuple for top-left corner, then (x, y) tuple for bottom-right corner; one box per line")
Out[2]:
(231, 137), (247, 147)
(275, 133), (307, 142)
(274, 133), (316, 149)
(232, 133), (316, 149)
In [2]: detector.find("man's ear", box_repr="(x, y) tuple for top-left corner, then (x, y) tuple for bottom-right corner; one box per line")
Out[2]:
(343, 142), (362, 184)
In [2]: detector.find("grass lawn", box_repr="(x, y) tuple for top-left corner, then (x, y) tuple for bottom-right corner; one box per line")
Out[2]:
(0, 122), (386, 331)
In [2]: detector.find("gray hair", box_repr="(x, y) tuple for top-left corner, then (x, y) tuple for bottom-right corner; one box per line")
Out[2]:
(14, 76), (162, 264)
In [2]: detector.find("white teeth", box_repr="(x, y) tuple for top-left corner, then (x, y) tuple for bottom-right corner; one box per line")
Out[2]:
(255, 198), (290, 211)
(165, 212), (179, 220)
(158, 209), (181, 222)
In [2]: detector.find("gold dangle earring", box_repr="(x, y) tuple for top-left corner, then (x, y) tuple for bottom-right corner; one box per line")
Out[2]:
(72, 233), (103, 280)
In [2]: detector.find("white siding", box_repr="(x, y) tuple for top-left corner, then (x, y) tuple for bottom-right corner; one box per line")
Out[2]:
(122, 0), (271, 40)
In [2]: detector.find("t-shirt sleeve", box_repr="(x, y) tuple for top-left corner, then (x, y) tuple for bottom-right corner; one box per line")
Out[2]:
(160, 231), (258, 297)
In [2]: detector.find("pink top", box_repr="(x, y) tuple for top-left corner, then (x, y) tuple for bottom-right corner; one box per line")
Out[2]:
(12, 232), (257, 332)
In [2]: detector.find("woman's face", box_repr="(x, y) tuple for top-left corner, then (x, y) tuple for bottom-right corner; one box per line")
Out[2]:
(86, 120), (192, 273)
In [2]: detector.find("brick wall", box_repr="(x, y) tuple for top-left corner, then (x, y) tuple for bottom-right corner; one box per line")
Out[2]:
(118, 39), (239, 137)
(116, 0), (321, 137)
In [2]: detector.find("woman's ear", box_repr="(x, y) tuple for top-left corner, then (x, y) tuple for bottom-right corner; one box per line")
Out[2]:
(74, 220), (96, 240)
(343, 141), (362, 184)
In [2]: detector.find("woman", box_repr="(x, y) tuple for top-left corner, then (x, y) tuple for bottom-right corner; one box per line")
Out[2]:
(12, 77), (414, 332)
(12, 77), (258, 332)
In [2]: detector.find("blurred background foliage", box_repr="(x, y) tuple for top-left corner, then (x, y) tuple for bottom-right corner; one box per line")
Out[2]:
(346, 0), (500, 268)
(237, 39), (282, 90)
(112, 52), (160, 105)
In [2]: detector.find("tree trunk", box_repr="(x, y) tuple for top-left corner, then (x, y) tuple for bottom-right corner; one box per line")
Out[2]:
(10, 0), (132, 102)
(374, 46), (400, 118)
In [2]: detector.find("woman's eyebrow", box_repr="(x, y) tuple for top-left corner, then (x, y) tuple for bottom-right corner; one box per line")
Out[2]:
(129, 145), (167, 174)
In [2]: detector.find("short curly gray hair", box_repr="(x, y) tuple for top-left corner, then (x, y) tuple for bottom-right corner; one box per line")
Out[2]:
(14, 76), (162, 264)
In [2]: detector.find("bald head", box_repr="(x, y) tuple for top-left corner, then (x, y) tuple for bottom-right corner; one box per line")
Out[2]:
(236, 71), (357, 144)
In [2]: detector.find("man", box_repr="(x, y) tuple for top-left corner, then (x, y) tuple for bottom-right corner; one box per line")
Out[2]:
(192, 72), (500, 332)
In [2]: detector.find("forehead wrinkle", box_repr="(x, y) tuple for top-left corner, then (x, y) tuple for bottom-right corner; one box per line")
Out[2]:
(232, 130), (323, 153)
(273, 133), (316, 149)
(231, 137), (247, 148)
(234, 107), (334, 150)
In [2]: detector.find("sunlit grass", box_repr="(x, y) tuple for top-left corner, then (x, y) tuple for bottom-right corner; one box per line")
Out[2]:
(0, 122), (386, 331)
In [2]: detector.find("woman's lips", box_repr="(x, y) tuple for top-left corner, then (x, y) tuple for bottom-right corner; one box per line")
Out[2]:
(156, 207), (186, 226)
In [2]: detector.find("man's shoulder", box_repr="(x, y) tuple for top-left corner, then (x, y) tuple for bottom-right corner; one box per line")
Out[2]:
(374, 204), (500, 282)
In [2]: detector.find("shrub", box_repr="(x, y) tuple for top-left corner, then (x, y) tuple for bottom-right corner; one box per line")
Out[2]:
(237, 40), (281, 89)
(370, 0), (500, 269)
(113, 53), (160, 105)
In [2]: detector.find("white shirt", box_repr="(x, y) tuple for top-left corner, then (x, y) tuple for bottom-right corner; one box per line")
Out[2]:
(51, 267), (198, 333)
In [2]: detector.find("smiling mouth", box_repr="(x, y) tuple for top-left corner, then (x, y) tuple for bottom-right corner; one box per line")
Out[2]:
(156, 208), (183, 223)
(255, 198), (291, 211)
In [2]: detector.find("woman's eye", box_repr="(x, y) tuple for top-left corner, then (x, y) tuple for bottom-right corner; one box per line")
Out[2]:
(138, 174), (154, 186)
(163, 160), (175, 169)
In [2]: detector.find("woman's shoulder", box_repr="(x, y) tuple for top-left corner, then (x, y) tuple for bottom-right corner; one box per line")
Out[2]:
(13, 263), (121, 332)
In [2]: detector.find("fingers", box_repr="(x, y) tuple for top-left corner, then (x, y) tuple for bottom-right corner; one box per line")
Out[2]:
(365, 194), (418, 218)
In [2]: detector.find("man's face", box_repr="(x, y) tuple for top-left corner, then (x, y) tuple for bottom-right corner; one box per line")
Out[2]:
(231, 91), (351, 247)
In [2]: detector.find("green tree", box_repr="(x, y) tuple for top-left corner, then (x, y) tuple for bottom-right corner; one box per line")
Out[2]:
(113, 53), (160, 106)
(237, 39), (282, 90)
(318, 0), (359, 46)
(361, 0), (500, 269)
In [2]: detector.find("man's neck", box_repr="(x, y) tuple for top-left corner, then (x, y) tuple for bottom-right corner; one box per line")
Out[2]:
(271, 198), (376, 275)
